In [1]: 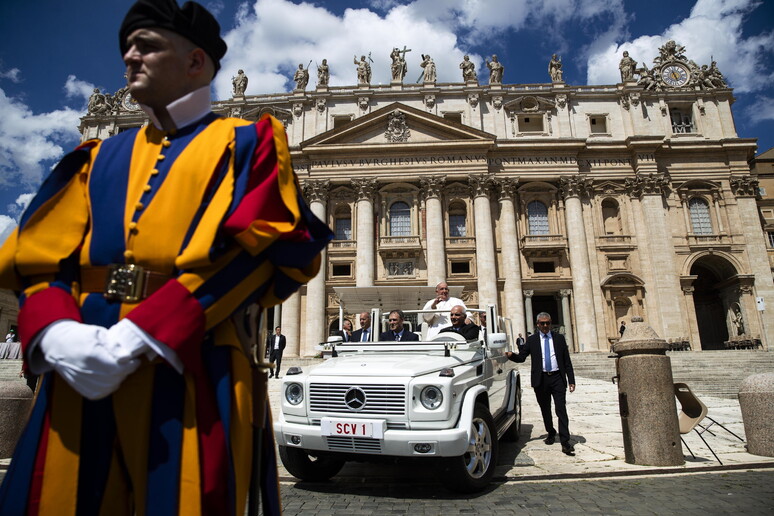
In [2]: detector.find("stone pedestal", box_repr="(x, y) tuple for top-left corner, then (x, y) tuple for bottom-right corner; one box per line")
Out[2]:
(0, 380), (33, 458)
(738, 372), (774, 457)
(612, 317), (684, 466)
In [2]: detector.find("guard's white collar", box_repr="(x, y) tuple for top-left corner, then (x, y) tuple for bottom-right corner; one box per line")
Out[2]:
(140, 85), (212, 131)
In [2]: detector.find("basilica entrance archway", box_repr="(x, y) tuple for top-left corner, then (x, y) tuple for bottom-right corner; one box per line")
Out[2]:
(688, 255), (752, 350)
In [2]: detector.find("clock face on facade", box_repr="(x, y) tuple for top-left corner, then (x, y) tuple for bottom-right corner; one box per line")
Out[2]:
(661, 64), (690, 87)
(121, 91), (140, 111)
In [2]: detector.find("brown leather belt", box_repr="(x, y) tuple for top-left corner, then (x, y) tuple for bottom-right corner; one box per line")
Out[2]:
(80, 265), (171, 303)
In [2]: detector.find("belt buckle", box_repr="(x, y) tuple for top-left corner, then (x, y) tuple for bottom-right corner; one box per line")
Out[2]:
(104, 264), (145, 302)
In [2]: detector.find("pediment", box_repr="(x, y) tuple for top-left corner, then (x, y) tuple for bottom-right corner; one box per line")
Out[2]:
(301, 102), (494, 148)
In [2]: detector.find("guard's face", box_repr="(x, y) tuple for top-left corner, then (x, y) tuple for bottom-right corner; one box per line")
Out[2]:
(536, 318), (552, 332)
(359, 314), (370, 329)
(123, 27), (192, 109)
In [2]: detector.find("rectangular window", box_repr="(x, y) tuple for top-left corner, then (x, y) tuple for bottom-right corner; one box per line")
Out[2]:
(768, 231), (774, 248)
(449, 214), (466, 237)
(334, 217), (352, 240)
(533, 261), (555, 273)
(450, 261), (470, 274)
(670, 107), (694, 134)
(443, 112), (462, 124)
(589, 116), (607, 134)
(518, 115), (544, 133)
(331, 263), (352, 277)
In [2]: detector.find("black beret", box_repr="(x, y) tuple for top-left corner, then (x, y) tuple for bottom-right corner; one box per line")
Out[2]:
(119, 0), (227, 74)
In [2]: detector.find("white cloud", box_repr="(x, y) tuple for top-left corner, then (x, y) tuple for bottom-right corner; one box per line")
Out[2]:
(0, 87), (82, 191)
(0, 67), (21, 83)
(744, 95), (774, 124)
(214, 0), (630, 98)
(64, 75), (96, 104)
(586, 0), (774, 92)
(0, 215), (15, 246)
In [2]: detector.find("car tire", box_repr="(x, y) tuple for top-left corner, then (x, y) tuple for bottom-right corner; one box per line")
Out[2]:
(443, 403), (499, 493)
(502, 382), (522, 442)
(278, 446), (345, 482)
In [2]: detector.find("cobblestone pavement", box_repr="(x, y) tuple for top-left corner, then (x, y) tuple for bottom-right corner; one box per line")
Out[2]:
(278, 469), (774, 515)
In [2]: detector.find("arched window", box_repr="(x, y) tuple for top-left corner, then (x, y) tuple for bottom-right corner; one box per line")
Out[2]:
(689, 197), (712, 235)
(527, 201), (549, 235)
(601, 199), (622, 235)
(448, 202), (467, 237)
(333, 205), (351, 240)
(389, 201), (411, 236)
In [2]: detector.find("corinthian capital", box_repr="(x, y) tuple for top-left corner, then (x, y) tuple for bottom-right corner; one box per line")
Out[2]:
(729, 175), (759, 198)
(496, 177), (520, 201)
(559, 175), (592, 199)
(469, 173), (495, 198)
(302, 179), (330, 203)
(420, 175), (446, 199)
(624, 173), (670, 198)
(351, 178), (378, 201)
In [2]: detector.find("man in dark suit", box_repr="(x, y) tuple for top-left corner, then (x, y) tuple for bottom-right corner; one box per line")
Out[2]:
(379, 310), (420, 341)
(506, 312), (576, 455)
(267, 325), (286, 378)
(439, 305), (480, 340)
(337, 319), (353, 341)
(351, 312), (373, 342)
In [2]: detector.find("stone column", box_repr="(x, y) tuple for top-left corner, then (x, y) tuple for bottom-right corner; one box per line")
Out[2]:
(560, 176), (599, 351)
(629, 173), (685, 338)
(680, 277), (701, 350)
(303, 180), (330, 355)
(352, 178), (377, 286)
(470, 174), (498, 307)
(496, 178), (526, 336)
(420, 176), (446, 286)
(559, 289), (574, 351)
(524, 290), (534, 334)
(731, 176), (774, 350)
(273, 305), (282, 331)
(281, 292), (301, 356)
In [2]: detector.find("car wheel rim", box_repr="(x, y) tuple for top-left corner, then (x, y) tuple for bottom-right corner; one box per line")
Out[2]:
(463, 417), (492, 479)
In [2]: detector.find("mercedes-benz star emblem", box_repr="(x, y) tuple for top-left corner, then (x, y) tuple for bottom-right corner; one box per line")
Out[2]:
(344, 387), (367, 411)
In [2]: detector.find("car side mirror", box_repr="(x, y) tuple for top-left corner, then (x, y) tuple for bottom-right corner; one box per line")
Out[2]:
(487, 332), (507, 349)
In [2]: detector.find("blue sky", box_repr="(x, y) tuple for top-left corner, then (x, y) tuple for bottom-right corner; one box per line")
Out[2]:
(1, 0), (773, 242)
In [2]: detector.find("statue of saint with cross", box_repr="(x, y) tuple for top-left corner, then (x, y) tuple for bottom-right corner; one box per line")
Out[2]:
(390, 46), (411, 82)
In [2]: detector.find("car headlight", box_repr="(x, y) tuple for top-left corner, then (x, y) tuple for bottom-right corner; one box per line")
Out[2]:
(420, 385), (443, 410)
(285, 383), (304, 405)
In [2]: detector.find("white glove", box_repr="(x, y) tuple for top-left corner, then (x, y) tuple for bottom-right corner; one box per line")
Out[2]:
(35, 320), (143, 400)
(107, 319), (183, 374)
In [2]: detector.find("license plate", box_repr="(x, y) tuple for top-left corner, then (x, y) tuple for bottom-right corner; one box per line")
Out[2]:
(320, 418), (385, 438)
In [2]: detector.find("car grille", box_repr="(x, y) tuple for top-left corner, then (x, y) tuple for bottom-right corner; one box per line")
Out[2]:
(309, 383), (406, 415)
(325, 436), (382, 454)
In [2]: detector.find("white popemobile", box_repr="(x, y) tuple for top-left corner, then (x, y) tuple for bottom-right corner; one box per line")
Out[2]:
(274, 286), (522, 493)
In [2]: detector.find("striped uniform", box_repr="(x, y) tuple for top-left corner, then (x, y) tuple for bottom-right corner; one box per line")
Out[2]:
(0, 113), (331, 515)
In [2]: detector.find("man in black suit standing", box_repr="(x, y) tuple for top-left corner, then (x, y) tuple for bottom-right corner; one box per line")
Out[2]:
(439, 305), (480, 340)
(351, 312), (372, 342)
(337, 319), (353, 341)
(379, 310), (420, 341)
(267, 325), (286, 378)
(506, 312), (576, 455)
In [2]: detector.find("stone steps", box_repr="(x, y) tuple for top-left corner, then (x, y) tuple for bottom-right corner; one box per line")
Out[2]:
(570, 350), (774, 399)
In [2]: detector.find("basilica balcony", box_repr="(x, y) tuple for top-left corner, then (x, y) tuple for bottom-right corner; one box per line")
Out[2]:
(686, 233), (731, 250)
(596, 234), (635, 250)
(520, 234), (567, 257)
(445, 236), (476, 249)
(378, 235), (422, 258)
(328, 240), (356, 255)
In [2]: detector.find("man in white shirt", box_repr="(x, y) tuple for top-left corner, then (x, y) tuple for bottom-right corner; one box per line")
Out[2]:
(422, 281), (468, 339)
